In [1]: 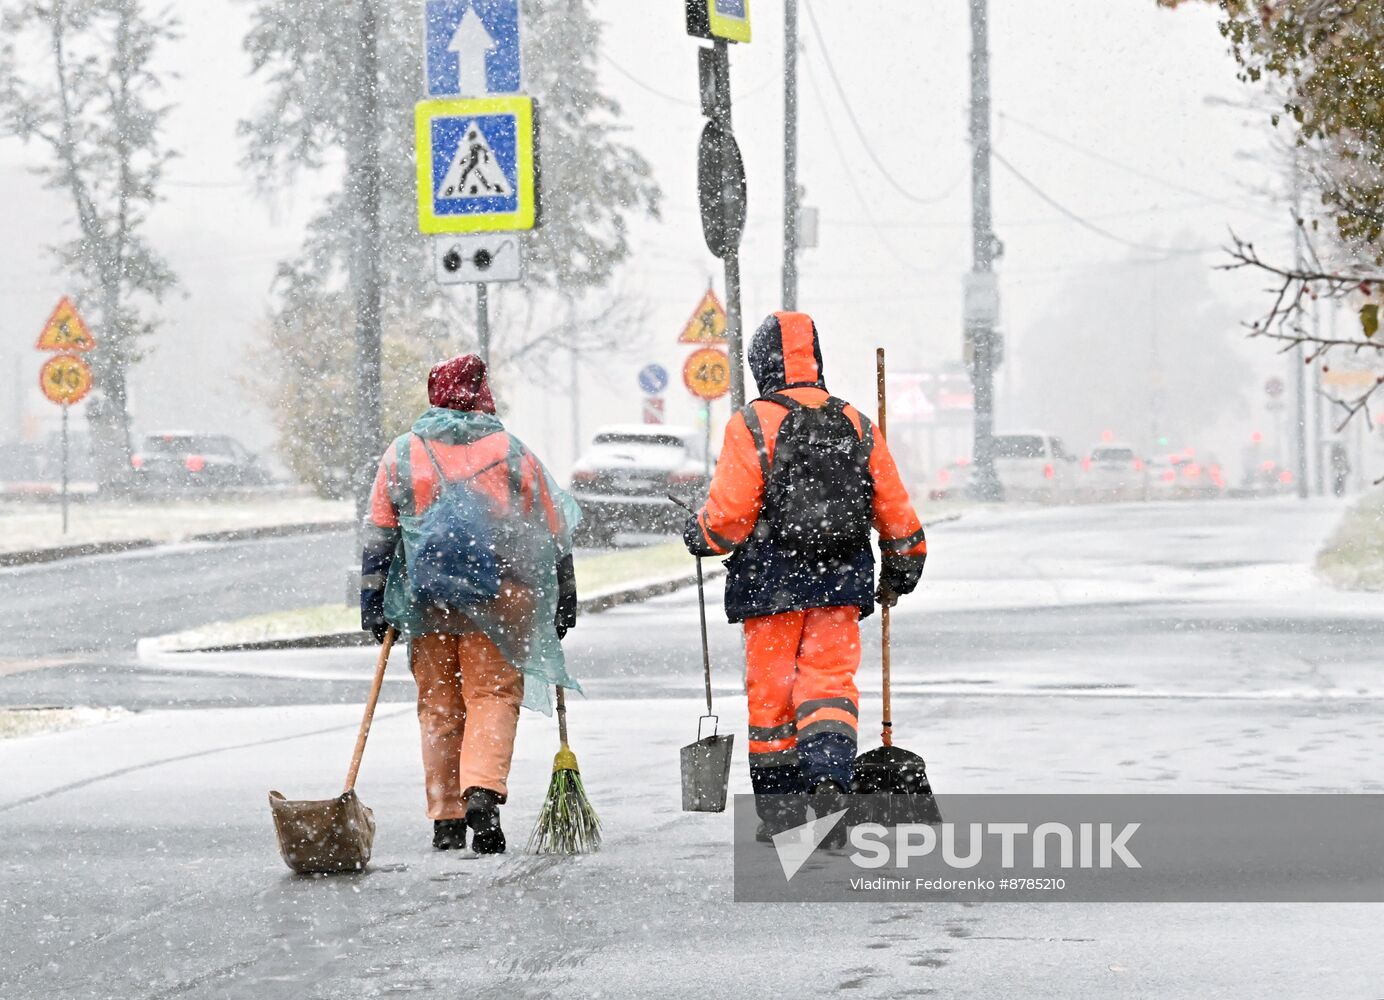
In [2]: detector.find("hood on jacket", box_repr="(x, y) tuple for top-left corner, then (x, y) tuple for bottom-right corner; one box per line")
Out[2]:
(747, 312), (826, 397)
(411, 406), (506, 446)
(427, 354), (496, 414)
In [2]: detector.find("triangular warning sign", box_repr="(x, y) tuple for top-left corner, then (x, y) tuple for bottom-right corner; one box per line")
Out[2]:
(678, 289), (728, 344)
(437, 121), (513, 199)
(35, 297), (96, 352)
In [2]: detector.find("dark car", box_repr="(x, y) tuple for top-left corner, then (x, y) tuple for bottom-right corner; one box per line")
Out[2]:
(131, 432), (271, 491)
(569, 425), (710, 545)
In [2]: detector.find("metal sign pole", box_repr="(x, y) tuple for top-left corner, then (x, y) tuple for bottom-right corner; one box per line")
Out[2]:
(713, 39), (745, 412)
(61, 403), (69, 535)
(704, 400), (713, 480)
(477, 283), (490, 366)
(781, 0), (799, 312)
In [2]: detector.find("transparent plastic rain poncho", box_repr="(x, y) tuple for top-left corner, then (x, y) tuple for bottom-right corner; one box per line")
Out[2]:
(381, 408), (582, 715)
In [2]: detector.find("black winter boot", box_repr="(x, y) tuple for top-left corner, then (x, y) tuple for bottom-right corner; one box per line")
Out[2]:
(754, 794), (808, 843)
(433, 818), (468, 851)
(464, 788), (506, 855)
(811, 780), (849, 850)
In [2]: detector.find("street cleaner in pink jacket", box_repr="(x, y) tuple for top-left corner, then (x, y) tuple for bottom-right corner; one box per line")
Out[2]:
(360, 355), (581, 854)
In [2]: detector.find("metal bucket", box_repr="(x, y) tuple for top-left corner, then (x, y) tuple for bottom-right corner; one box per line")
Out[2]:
(680, 715), (735, 813)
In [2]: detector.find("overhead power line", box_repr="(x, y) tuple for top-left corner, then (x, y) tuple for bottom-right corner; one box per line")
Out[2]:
(996, 109), (1282, 223)
(801, 1), (959, 207)
(991, 150), (1214, 257)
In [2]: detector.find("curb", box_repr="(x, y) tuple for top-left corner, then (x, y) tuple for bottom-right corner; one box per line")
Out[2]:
(0, 520), (353, 569)
(144, 565), (729, 656)
(136, 516), (957, 656)
(0, 538), (158, 568)
(184, 520), (353, 544)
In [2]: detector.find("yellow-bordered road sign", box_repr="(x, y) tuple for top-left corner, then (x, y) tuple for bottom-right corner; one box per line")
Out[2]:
(679, 288), (728, 344)
(416, 96), (538, 234)
(35, 297), (97, 352)
(40, 354), (93, 406)
(687, 0), (751, 43)
(683, 348), (731, 401)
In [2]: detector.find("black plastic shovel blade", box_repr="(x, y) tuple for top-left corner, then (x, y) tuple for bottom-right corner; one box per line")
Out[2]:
(850, 745), (943, 826)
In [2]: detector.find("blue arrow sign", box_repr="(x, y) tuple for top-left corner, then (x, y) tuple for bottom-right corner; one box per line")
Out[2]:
(638, 364), (670, 395)
(424, 0), (521, 98)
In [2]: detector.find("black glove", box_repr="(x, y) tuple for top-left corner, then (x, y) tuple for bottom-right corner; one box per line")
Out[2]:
(875, 582), (900, 609)
(555, 554), (577, 640)
(682, 514), (719, 557)
(369, 621), (390, 645)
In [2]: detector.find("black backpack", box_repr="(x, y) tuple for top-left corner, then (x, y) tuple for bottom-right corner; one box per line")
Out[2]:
(759, 393), (874, 561)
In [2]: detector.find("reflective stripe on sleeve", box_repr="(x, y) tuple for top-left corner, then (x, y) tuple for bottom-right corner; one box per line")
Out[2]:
(880, 527), (927, 554)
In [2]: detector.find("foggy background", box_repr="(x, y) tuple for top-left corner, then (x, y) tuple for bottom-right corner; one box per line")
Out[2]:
(0, 1), (1320, 482)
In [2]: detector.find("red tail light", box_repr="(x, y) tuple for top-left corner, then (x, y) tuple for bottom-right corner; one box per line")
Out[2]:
(572, 470), (597, 483)
(1278, 470), (1294, 484)
(1043, 463), (1055, 479)
(937, 469), (952, 484)
(1081, 458), (1092, 472)
(185, 455), (206, 473)
(1182, 463), (1202, 479)
(131, 455), (144, 470)
(1133, 459), (1144, 471)
(1261, 460), (1276, 472)
(668, 470), (703, 485)
(1161, 470), (1176, 482)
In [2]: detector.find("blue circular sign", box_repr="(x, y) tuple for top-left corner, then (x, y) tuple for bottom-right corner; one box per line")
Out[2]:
(638, 363), (669, 396)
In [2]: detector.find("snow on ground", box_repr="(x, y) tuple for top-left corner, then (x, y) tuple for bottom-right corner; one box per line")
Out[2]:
(6, 497), (1384, 997)
(3, 694), (1383, 997)
(0, 494), (351, 554)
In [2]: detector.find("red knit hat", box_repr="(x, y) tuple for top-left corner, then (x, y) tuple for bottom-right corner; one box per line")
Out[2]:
(427, 354), (496, 413)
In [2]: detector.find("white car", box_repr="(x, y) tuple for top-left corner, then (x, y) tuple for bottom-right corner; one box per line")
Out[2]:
(1081, 443), (1144, 502)
(992, 432), (1078, 502)
(569, 425), (710, 545)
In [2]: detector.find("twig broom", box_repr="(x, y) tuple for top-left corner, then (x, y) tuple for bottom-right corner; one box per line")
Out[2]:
(526, 686), (601, 854)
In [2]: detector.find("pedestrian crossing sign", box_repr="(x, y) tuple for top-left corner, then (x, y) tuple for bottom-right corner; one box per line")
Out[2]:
(415, 96), (537, 234)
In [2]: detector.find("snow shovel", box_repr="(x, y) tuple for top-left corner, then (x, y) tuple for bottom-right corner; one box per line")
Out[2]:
(670, 495), (735, 812)
(268, 627), (395, 874)
(851, 350), (941, 827)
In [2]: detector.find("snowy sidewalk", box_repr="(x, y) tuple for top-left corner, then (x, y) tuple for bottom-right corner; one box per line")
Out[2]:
(5, 690), (1383, 998)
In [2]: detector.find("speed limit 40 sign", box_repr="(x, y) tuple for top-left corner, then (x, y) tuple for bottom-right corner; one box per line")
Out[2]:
(40, 354), (93, 406)
(683, 348), (731, 401)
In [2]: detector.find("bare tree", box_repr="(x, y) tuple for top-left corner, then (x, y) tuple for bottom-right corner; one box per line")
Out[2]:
(1224, 232), (1384, 435)
(0, 0), (179, 488)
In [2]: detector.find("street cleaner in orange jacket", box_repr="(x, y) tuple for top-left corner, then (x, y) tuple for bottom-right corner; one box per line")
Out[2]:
(682, 313), (928, 840)
(360, 355), (581, 855)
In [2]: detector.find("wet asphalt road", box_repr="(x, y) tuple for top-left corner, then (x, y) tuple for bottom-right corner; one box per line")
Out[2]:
(4, 497), (1384, 999)
(1, 530), (355, 660)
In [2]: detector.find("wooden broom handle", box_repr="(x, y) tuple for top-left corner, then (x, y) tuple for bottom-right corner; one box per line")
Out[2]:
(556, 686), (570, 746)
(877, 348), (893, 748)
(344, 627), (395, 793)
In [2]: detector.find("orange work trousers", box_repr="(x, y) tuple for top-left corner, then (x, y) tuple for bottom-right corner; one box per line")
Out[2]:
(410, 630), (524, 819)
(743, 606), (861, 791)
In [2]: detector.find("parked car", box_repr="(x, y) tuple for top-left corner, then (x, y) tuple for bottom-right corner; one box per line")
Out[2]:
(131, 432), (271, 491)
(992, 432), (1078, 502)
(928, 458), (973, 501)
(1239, 459), (1296, 497)
(1081, 443), (1144, 502)
(1145, 452), (1225, 500)
(569, 425), (710, 545)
